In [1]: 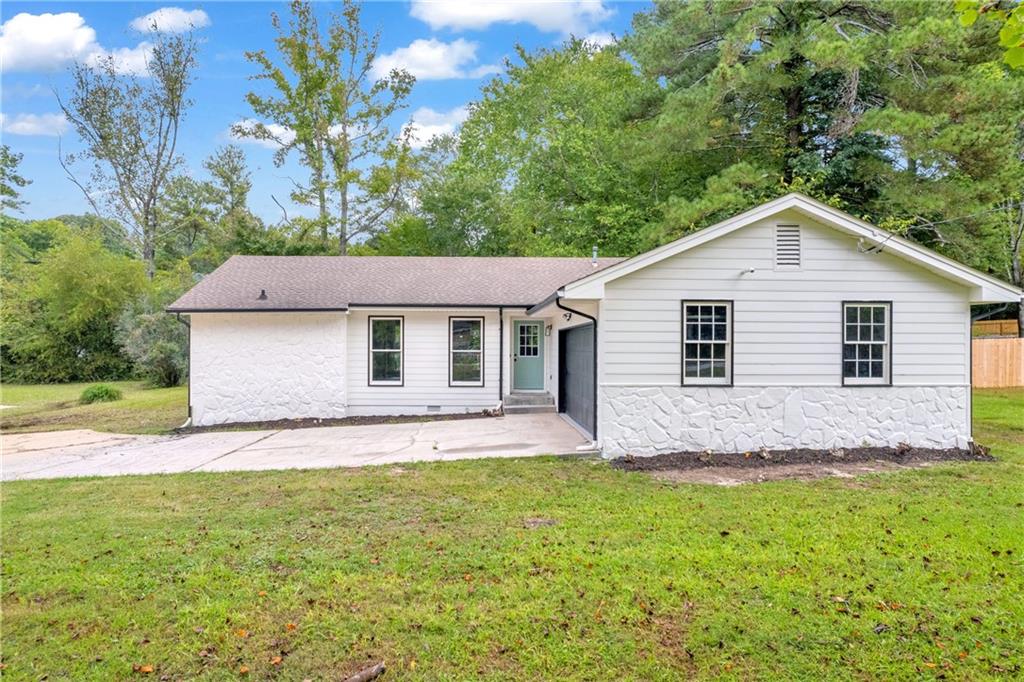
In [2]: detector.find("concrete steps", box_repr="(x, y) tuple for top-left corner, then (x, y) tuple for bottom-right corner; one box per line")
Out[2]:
(503, 392), (556, 414)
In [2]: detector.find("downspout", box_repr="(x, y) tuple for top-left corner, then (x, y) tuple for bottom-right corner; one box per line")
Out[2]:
(498, 307), (504, 412)
(175, 313), (192, 428)
(555, 297), (598, 441)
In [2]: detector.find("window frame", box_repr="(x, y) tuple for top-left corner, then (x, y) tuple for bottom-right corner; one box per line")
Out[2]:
(680, 300), (733, 386)
(449, 316), (485, 387)
(368, 315), (404, 387)
(840, 301), (892, 386)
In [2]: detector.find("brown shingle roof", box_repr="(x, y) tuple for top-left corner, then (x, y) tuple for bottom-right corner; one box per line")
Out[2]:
(167, 255), (624, 312)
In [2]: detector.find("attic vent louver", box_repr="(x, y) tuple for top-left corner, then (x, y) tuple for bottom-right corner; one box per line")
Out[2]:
(775, 225), (801, 269)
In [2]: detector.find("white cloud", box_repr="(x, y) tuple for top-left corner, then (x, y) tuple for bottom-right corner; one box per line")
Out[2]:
(582, 31), (616, 48)
(130, 7), (211, 33)
(0, 12), (98, 72)
(410, 1), (612, 34)
(404, 106), (469, 149)
(0, 112), (69, 137)
(230, 119), (297, 149)
(0, 11), (159, 76)
(85, 43), (155, 76)
(373, 38), (500, 81)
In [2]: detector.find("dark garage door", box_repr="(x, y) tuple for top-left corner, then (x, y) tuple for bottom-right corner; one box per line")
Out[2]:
(559, 324), (595, 437)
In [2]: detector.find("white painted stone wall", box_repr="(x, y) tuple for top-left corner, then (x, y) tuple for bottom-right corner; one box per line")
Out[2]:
(601, 385), (970, 456)
(190, 313), (347, 426)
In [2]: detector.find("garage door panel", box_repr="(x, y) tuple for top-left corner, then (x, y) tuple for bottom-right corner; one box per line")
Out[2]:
(559, 324), (594, 437)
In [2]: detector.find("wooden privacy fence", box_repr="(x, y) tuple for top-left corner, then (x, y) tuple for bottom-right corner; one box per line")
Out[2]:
(972, 319), (1019, 337)
(972, 338), (1024, 388)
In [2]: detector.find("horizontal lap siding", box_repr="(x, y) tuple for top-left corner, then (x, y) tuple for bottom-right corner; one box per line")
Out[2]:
(602, 210), (970, 387)
(346, 309), (500, 414)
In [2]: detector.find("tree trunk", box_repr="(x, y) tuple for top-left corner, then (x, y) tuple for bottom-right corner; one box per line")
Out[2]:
(143, 211), (157, 280)
(783, 86), (802, 184)
(339, 177), (349, 256)
(1013, 244), (1023, 338)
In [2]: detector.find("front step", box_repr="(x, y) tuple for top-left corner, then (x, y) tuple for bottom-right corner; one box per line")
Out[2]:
(503, 392), (556, 414)
(503, 404), (557, 414)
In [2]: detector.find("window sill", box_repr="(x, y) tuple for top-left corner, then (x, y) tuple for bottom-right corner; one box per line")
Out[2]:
(683, 378), (731, 386)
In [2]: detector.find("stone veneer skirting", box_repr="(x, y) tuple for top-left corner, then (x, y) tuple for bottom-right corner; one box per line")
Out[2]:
(601, 385), (970, 457)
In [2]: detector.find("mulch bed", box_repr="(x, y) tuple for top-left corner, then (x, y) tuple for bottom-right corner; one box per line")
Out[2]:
(611, 443), (994, 472)
(176, 411), (496, 434)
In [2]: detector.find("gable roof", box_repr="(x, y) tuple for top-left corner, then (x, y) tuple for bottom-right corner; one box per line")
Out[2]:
(167, 255), (624, 312)
(557, 193), (1022, 304)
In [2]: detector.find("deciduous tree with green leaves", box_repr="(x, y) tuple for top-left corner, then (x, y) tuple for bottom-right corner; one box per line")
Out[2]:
(233, 0), (415, 254)
(59, 31), (198, 279)
(1, 144), (31, 214)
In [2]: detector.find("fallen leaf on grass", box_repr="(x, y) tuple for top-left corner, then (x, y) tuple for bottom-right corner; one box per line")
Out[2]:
(285, 622), (297, 631)
(258, 591), (267, 597)
(236, 629), (250, 638)
(133, 664), (154, 674)
(270, 656), (283, 666)
(239, 665), (250, 674)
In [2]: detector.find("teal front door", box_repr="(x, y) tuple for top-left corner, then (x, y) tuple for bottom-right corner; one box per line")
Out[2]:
(513, 321), (544, 390)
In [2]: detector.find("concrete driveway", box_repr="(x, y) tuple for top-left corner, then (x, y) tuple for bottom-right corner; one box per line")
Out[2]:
(1, 414), (593, 481)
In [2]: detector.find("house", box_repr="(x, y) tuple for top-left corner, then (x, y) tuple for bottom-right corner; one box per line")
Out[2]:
(167, 193), (1022, 456)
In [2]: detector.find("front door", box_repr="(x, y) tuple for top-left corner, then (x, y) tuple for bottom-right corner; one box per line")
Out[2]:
(513, 320), (544, 390)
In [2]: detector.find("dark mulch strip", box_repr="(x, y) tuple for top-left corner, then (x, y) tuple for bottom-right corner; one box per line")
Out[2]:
(611, 443), (994, 472)
(175, 411), (497, 434)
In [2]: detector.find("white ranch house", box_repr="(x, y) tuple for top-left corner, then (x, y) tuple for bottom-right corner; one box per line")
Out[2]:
(168, 193), (1022, 456)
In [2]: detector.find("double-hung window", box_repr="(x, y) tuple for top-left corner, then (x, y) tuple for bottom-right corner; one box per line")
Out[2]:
(450, 317), (484, 386)
(682, 301), (732, 385)
(369, 317), (403, 385)
(842, 302), (890, 385)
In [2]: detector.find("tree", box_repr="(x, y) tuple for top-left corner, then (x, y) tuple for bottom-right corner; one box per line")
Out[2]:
(1, 144), (31, 213)
(402, 40), (663, 257)
(204, 145), (252, 216)
(156, 175), (218, 268)
(956, 0), (1024, 68)
(624, 0), (904, 235)
(117, 261), (192, 387)
(59, 30), (198, 278)
(233, 0), (415, 254)
(1, 230), (145, 381)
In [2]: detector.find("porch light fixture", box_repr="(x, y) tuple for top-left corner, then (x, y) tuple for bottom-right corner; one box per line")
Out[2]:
(257, 289), (268, 300)
(562, 312), (572, 322)
(545, 324), (552, 336)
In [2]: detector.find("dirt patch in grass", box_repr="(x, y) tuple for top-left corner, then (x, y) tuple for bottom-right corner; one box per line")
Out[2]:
(612, 444), (995, 486)
(176, 411), (497, 434)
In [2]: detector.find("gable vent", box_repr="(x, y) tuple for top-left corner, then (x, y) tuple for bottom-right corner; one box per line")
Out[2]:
(775, 224), (801, 268)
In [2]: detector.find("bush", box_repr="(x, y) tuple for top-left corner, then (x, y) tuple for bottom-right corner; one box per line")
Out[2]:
(80, 384), (123, 404)
(1, 229), (145, 382)
(116, 261), (193, 387)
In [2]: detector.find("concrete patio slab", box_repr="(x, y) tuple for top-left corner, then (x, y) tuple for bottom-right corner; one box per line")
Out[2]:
(1, 414), (592, 481)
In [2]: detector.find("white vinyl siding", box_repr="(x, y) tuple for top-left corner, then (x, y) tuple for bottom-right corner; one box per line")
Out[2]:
(601, 209), (971, 387)
(348, 309), (499, 415)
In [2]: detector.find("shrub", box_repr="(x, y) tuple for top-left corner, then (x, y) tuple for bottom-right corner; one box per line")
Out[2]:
(116, 261), (192, 387)
(80, 384), (123, 404)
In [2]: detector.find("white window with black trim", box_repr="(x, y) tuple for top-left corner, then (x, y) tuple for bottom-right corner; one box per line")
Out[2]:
(369, 316), (403, 386)
(450, 317), (484, 386)
(682, 301), (732, 385)
(842, 302), (890, 385)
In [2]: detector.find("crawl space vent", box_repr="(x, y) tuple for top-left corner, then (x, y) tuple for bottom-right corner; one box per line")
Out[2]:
(775, 225), (801, 268)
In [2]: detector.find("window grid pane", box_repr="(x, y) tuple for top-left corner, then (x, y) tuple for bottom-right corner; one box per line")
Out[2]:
(370, 318), (402, 383)
(842, 304), (888, 381)
(683, 303), (729, 381)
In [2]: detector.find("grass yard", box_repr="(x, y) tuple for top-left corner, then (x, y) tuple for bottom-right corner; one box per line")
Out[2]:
(2, 390), (1022, 680)
(0, 381), (187, 435)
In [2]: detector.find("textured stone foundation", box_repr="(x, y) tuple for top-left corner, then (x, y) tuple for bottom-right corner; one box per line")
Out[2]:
(601, 385), (970, 457)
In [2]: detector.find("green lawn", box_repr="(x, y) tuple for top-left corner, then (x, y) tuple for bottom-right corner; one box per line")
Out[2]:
(0, 381), (187, 434)
(2, 390), (1022, 680)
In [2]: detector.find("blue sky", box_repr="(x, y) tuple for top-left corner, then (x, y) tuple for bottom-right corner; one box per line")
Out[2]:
(1, 1), (647, 223)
